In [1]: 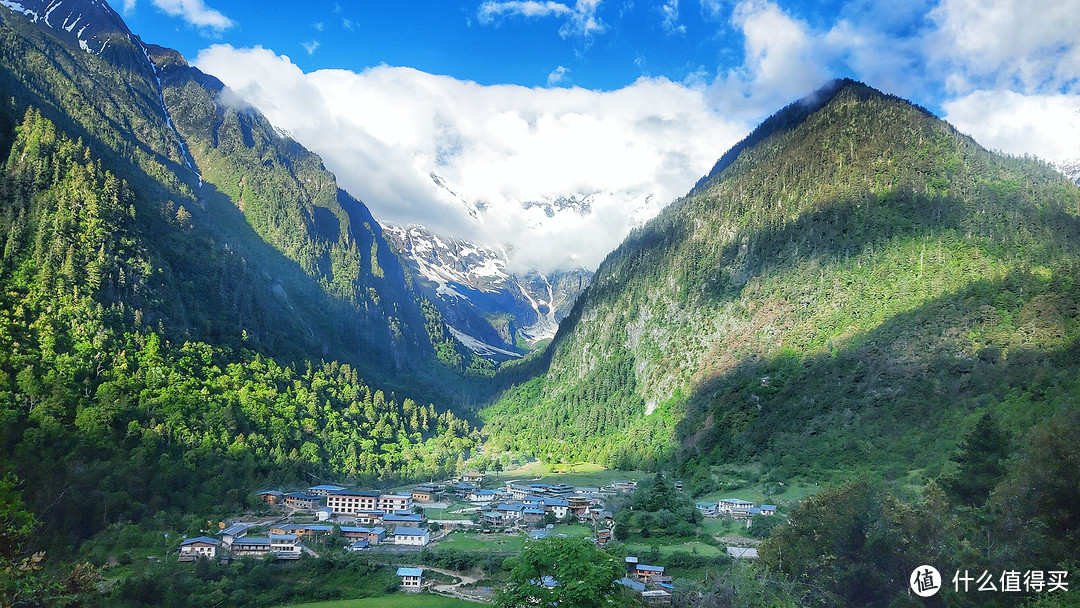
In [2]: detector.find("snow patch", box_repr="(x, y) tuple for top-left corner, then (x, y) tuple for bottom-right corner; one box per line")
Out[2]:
(1, 0), (41, 21)
(447, 327), (522, 359)
(135, 37), (202, 185)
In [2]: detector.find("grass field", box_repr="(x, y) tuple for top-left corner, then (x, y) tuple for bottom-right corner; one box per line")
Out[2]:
(275, 594), (484, 608)
(420, 500), (476, 520)
(438, 531), (525, 552)
(700, 517), (750, 538)
(623, 540), (725, 556)
(698, 477), (820, 510)
(498, 462), (648, 489)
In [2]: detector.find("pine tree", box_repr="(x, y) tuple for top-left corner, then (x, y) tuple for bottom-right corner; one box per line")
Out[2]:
(943, 412), (1012, 507)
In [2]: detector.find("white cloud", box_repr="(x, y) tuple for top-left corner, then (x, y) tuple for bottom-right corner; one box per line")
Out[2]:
(698, 0), (726, 20)
(928, 0), (1080, 94)
(547, 65), (570, 86)
(302, 40), (320, 55)
(194, 45), (748, 272)
(559, 0), (605, 38)
(660, 0), (686, 34)
(943, 91), (1080, 163)
(149, 0), (233, 30)
(707, 0), (831, 121)
(477, 0), (606, 39)
(120, 0), (136, 12)
(477, 1), (573, 22)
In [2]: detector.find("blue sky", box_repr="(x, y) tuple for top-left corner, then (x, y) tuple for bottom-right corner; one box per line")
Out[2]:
(115, 0), (1080, 271)
(126, 1), (765, 92)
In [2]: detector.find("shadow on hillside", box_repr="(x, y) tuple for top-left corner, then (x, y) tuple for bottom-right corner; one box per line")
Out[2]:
(674, 268), (1080, 480)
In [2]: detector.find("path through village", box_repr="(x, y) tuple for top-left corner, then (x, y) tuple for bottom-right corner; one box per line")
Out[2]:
(424, 565), (491, 603)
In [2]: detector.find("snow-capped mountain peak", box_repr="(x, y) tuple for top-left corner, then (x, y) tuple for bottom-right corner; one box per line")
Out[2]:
(383, 224), (590, 360)
(1, 0), (130, 56)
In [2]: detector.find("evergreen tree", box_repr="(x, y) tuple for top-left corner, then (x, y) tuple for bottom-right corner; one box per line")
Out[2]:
(943, 412), (1012, 507)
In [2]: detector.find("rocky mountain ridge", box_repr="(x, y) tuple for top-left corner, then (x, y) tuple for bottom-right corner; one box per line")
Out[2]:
(383, 223), (590, 359)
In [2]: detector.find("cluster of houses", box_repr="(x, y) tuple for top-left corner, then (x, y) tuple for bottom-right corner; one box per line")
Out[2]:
(178, 476), (640, 566)
(695, 497), (777, 520)
(460, 480), (621, 535)
(178, 523), (303, 562)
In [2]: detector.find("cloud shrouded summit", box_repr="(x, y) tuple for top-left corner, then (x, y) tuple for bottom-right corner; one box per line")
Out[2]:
(186, 0), (1080, 272)
(195, 44), (747, 272)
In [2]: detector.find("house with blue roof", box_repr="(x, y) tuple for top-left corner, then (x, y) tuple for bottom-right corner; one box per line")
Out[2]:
(284, 492), (323, 511)
(178, 537), (220, 561)
(635, 564), (665, 582)
(760, 505), (777, 516)
(346, 538), (370, 551)
(383, 512), (423, 527)
(393, 526), (430, 546)
(257, 490), (284, 505)
(696, 501), (718, 517)
(270, 533), (301, 559)
(340, 526), (386, 545)
(468, 489), (500, 504)
(355, 510), (385, 525)
(507, 484), (533, 501)
(230, 537), (273, 557)
(218, 523), (252, 545)
(397, 566), (424, 589)
(308, 484), (346, 496)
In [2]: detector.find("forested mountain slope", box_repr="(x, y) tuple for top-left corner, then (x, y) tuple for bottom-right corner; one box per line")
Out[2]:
(483, 80), (1080, 479)
(0, 0), (480, 549)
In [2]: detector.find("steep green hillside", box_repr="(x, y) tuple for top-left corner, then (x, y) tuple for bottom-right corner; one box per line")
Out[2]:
(483, 80), (1080, 478)
(0, 1), (482, 551)
(0, 4), (478, 386)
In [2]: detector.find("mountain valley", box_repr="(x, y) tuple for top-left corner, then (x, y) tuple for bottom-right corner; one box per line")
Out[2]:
(1, 2), (1080, 607)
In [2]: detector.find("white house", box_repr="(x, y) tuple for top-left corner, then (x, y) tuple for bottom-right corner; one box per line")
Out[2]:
(326, 490), (380, 515)
(230, 537), (272, 557)
(270, 534), (301, 559)
(393, 526), (430, 546)
(178, 537), (219, 561)
(397, 566), (424, 589)
(468, 489), (500, 504)
(378, 494), (414, 513)
(719, 498), (755, 518)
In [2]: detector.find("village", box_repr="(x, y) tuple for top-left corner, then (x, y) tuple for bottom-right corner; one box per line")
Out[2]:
(172, 470), (782, 604)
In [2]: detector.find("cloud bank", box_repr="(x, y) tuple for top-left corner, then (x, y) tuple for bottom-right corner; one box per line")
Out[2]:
(191, 0), (1080, 272)
(195, 45), (747, 272)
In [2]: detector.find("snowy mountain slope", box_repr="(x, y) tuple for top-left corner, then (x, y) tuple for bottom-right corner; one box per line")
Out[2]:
(384, 224), (590, 359)
(1, 0), (130, 56)
(1056, 158), (1080, 185)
